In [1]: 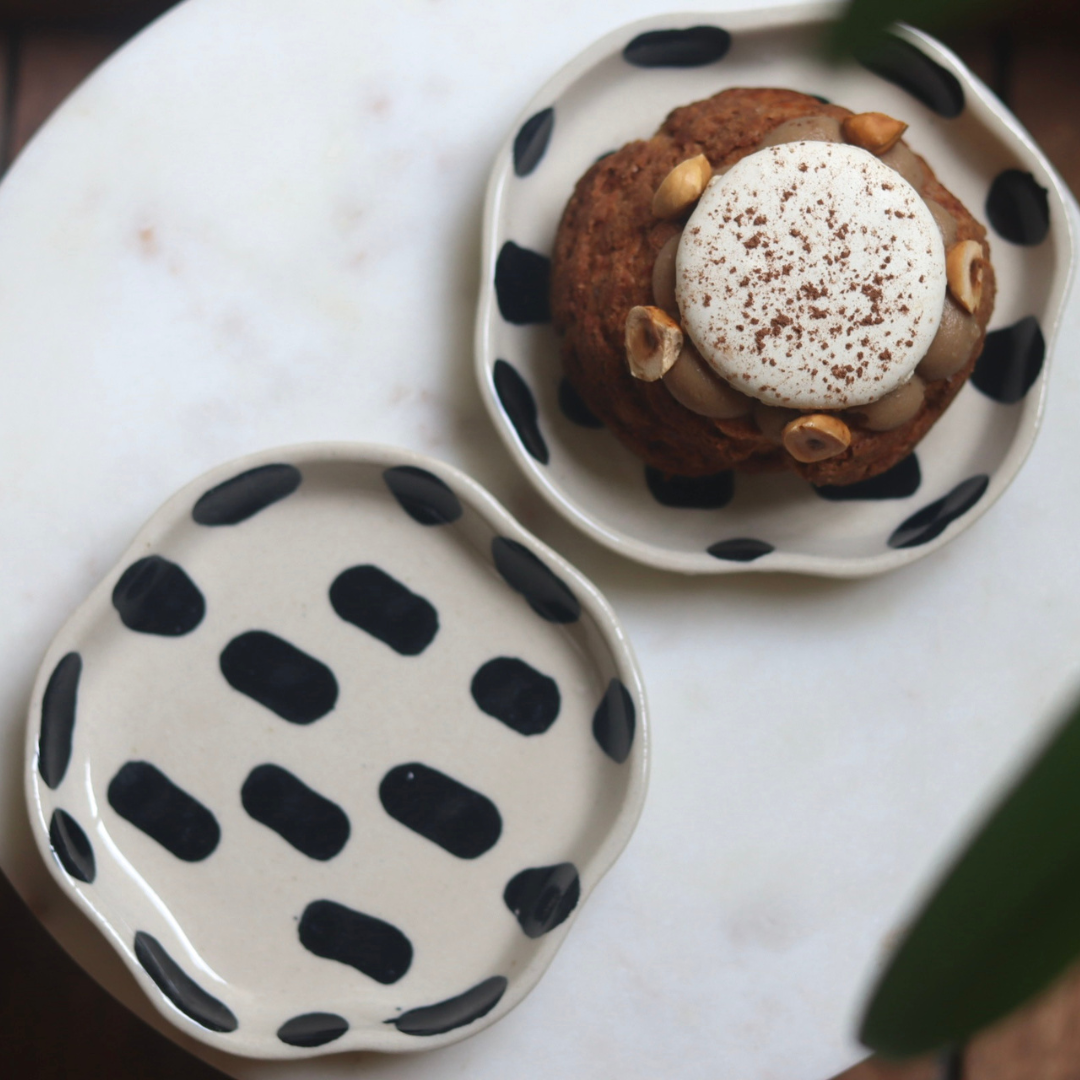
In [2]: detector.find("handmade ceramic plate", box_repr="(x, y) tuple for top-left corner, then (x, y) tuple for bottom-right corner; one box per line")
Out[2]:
(475, 5), (1075, 576)
(24, 444), (648, 1058)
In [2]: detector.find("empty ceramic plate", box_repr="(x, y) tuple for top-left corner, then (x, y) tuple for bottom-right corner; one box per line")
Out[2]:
(475, 8), (1075, 575)
(25, 443), (648, 1058)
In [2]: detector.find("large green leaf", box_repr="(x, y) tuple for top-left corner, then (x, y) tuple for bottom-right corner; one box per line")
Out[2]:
(827, 0), (1009, 57)
(861, 697), (1080, 1056)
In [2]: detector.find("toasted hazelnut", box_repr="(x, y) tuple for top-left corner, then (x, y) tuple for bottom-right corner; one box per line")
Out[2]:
(625, 305), (683, 381)
(856, 375), (925, 431)
(946, 239), (985, 314)
(841, 112), (908, 156)
(652, 232), (682, 318)
(652, 154), (712, 220)
(782, 414), (852, 462)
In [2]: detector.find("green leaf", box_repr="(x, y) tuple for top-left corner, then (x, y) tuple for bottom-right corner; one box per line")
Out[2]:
(861, 697), (1080, 1056)
(827, 0), (1008, 59)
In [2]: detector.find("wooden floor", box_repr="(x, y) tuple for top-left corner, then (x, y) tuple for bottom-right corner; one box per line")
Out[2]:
(0, 6), (1078, 1080)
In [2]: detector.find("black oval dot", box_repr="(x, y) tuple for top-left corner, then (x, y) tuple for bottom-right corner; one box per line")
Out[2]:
(857, 35), (964, 118)
(623, 25), (731, 67)
(389, 976), (508, 1037)
(471, 657), (560, 736)
(494, 360), (549, 465)
(706, 537), (775, 562)
(645, 467), (735, 509)
(383, 466), (463, 526)
(298, 899), (412, 985)
(379, 762), (502, 859)
(491, 537), (580, 623)
(220, 631), (338, 724)
(330, 565), (438, 656)
(38, 652), (81, 790)
(888, 475), (990, 549)
(49, 809), (95, 884)
(814, 455), (922, 501)
(513, 107), (554, 177)
(108, 761), (220, 862)
(592, 679), (636, 764)
(494, 241), (551, 325)
(972, 316), (1045, 404)
(134, 931), (238, 1033)
(241, 764), (350, 861)
(504, 863), (580, 938)
(277, 1012), (349, 1048)
(112, 556), (205, 636)
(986, 170), (1050, 246)
(557, 377), (604, 428)
(192, 464), (302, 526)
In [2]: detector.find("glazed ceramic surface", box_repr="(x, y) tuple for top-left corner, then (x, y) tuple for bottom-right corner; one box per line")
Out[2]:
(25, 444), (647, 1057)
(2, 2), (1080, 1079)
(477, 11), (1075, 575)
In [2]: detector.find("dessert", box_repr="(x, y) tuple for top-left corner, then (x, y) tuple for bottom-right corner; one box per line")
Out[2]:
(550, 88), (995, 485)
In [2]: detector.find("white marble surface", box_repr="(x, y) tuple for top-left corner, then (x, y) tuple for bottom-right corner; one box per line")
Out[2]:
(1, 1), (1079, 1077)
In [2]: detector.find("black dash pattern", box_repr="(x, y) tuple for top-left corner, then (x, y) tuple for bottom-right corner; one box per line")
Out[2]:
(814, 455), (921, 501)
(112, 556), (205, 636)
(390, 976), (508, 1037)
(494, 360), (549, 464)
(277, 1013), (349, 1048)
(49, 809), (96, 883)
(379, 762), (502, 859)
(623, 25), (731, 67)
(330, 565), (438, 655)
(38, 652), (81, 790)
(986, 170), (1050, 245)
(471, 657), (560, 736)
(298, 899), (412, 985)
(134, 931), (238, 1032)
(645, 467), (735, 509)
(108, 761), (220, 862)
(706, 537), (774, 562)
(494, 241), (551, 325)
(513, 107), (554, 177)
(192, 464), (301, 525)
(220, 631), (338, 724)
(592, 679), (635, 764)
(491, 537), (580, 623)
(888, 475), (990, 549)
(383, 466), (463, 526)
(857, 35), (964, 117)
(557, 377), (603, 428)
(504, 863), (580, 938)
(241, 764), (350, 861)
(972, 316), (1045, 404)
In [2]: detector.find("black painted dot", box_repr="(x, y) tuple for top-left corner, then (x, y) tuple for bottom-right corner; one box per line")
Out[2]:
(108, 761), (220, 862)
(814, 455), (921, 501)
(557, 377), (603, 428)
(299, 899), (412, 985)
(389, 976), (508, 1037)
(112, 555), (205, 637)
(972, 316), (1046, 404)
(38, 652), (81, 790)
(192, 464), (301, 526)
(623, 25), (731, 67)
(888, 475), (990, 549)
(986, 170), (1050, 246)
(330, 565), (439, 656)
(513, 107), (554, 177)
(706, 537), (775, 562)
(241, 765), (350, 861)
(383, 466), (463, 526)
(277, 1012), (349, 1048)
(494, 360), (549, 464)
(857, 35), (964, 118)
(220, 631), (338, 724)
(379, 762), (502, 859)
(811, 94), (831, 104)
(134, 931), (238, 1033)
(592, 679), (635, 764)
(49, 809), (95, 884)
(494, 241), (551, 325)
(645, 467), (735, 509)
(471, 657), (560, 736)
(491, 537), (580, 623)
(504, 863), (580, 938)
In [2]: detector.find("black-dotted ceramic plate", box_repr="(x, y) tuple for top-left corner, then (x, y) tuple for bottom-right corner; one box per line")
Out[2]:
(24, 444), (648, 1058)
(475, 7), (1075, 575)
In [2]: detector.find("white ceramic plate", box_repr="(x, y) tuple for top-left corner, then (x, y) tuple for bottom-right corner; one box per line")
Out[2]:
(24, 443), (648, 1059)
(476, 6), (1076, 576)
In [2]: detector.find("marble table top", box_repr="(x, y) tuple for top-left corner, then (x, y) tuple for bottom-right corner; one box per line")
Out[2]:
(1, 1), (1078, 1076)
